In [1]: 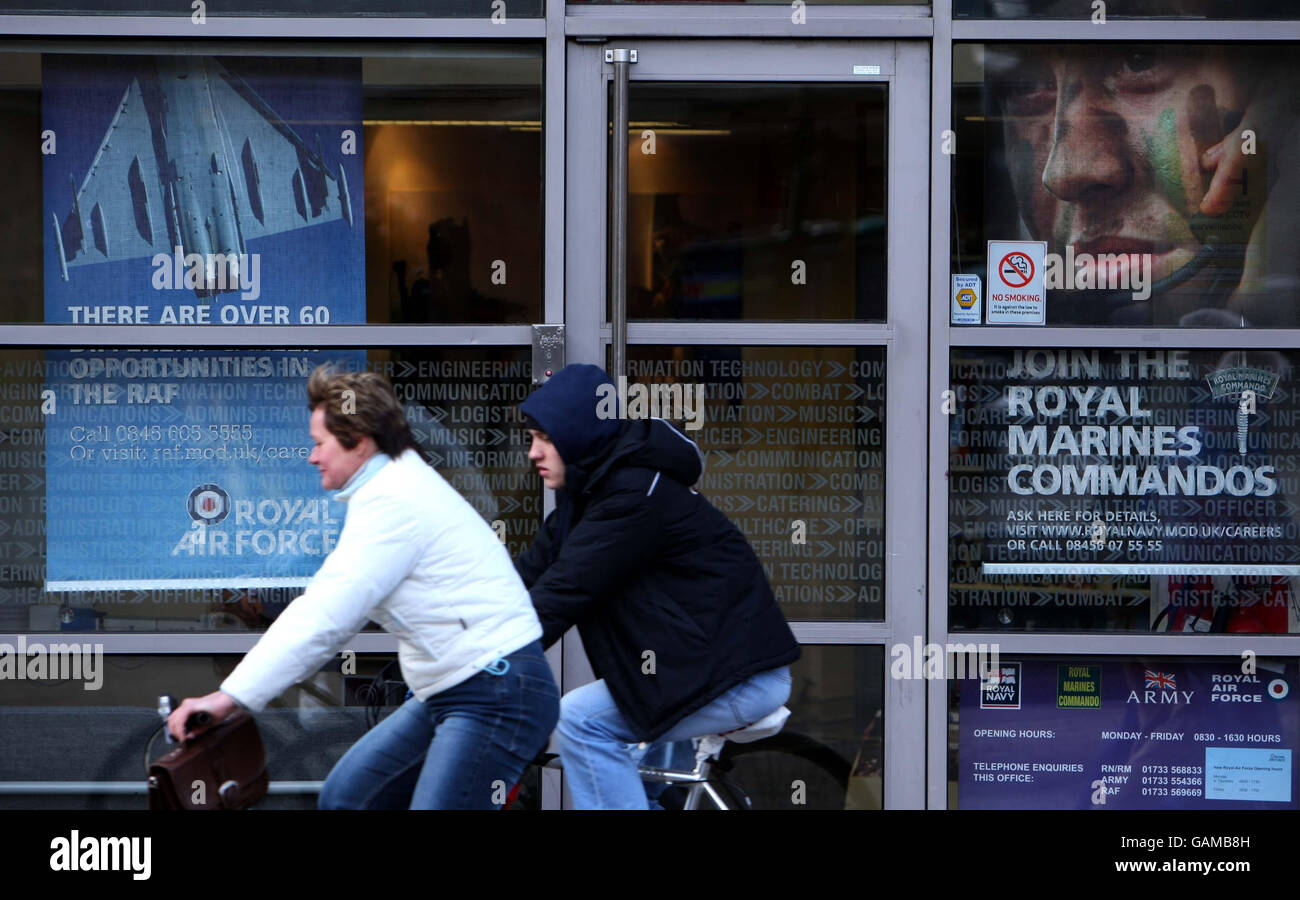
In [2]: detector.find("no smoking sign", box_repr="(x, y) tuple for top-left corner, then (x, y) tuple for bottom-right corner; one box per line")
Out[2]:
(986, 241), (1046, 325)
(999, 252), (1033, 287)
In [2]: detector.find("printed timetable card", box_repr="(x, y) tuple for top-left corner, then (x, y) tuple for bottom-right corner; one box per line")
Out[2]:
(1205, 748), (1292, 803)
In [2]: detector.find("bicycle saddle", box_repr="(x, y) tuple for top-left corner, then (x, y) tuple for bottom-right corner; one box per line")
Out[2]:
(717, 706), (790, 744)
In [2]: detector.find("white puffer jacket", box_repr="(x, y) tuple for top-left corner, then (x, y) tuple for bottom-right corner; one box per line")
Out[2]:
(221, 449), (542, 711)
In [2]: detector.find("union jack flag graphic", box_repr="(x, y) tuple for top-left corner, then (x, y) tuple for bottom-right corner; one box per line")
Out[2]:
(987, 666), (1017, 685)
(1144, 669), (1176, 690)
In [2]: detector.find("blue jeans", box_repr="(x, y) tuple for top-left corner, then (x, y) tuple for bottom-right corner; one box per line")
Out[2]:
(319, 641), (559, 810)
(555, 666), (792, 810)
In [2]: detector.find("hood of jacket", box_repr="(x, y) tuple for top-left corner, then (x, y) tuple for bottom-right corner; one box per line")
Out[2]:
(520, 364), (705, 495)
(582, 418), (704, 494)
(519, 364), (622, 472)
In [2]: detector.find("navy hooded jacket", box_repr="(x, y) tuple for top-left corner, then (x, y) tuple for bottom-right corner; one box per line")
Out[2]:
(516, 365), (800, 742)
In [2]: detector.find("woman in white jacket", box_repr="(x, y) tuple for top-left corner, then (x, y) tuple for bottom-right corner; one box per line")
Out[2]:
(168, 366), (558, 809)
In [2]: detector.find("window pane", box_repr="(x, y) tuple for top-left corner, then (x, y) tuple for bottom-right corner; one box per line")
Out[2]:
(722, 645), (883, 810)
(952, 43), (1299, 327)
(365, 53), (543, 323)
(624, 346), (886, 621)
(950, 347), (1300, 633)
(948, 656), (1300, 809)
(6, 48), (541, 323)
(577, 0), (918, 5)
(0, 55), (39, 321)
(0, 0), (542, 17)
(956, 0), (1295, 18)
(1, 648), (883, 811)
(0, 653), (398, 810)
(1, 346), (535, 633)
(624, 83), (887, 322)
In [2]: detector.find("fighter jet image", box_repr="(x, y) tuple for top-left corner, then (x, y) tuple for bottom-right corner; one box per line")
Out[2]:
(50, 56), (354, 298)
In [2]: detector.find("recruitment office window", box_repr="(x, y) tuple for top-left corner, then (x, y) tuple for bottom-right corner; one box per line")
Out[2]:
(1, 346), (536, 635)
(953, 0), (1298, 18)
(621, 83), (887, 322)
(624, 345), (886, 621)
(949, 347), (1300, 634)
(733, 645), (885, 811)
(0, 646), (885, 811)
(951, 42), (1299, 327)
(575, 0), (921, 5)
(2, 46), (542, 324)
(946, 34), (1300, 632)
(365, 54), (543, 324)
(0, 652), (401, 809)
(945, 655), (1300, 810)
(0, 1), (542, 17)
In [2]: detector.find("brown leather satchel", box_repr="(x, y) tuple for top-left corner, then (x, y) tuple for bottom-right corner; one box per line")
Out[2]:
(147, 712), (269, 810)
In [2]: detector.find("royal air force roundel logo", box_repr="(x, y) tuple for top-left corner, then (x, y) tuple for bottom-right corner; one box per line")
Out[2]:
(187, 483), (230, 525)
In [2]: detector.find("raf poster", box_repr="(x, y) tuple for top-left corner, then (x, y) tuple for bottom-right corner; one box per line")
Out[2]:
(41, 55), (364, 590)
(42, 54), (364, 324)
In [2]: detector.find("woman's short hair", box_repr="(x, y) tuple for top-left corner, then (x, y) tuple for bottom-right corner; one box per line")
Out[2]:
(307, 365), (419, 458)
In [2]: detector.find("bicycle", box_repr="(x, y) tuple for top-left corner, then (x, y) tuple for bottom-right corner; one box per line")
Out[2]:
(507, 705), (853, 810)
(349, 663), (782, 809)
(140, 683), (853, 810)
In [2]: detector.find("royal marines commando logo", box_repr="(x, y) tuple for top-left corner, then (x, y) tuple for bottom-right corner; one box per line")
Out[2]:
(1206, 365), (1279, 455)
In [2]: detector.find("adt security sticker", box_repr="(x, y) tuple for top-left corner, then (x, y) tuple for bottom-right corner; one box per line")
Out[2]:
(986, 240), (1047, 325)
(951, 274), (981, 325)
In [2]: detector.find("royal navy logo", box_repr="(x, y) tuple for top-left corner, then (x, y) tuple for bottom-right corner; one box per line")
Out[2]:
(980, 662), (1021, 709)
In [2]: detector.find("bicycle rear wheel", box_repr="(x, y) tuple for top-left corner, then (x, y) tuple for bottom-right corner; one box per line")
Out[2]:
(717, 732), (852, 809)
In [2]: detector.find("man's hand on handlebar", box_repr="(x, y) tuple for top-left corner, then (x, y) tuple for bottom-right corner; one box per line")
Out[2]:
(167, 691), (239, 742)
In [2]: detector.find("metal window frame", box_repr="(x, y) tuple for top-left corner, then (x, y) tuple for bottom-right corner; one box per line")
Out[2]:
(927, 1), (1300, 809)
(0, 326), (539, 347)
(952, 18), (1299, 40)
(0, 633), (398, 652)
(2, 0), (1297, 814)
(0, 26), (561, 799)
(0, 15), (547, 37)
(565, 6), (934, 38)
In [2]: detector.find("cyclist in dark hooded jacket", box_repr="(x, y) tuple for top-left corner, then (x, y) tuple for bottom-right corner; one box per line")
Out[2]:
(514, 363), (799, 809)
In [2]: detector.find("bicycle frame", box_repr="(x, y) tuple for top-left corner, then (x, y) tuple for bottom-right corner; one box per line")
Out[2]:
(535, 734), (747, 810)
(637, 758), (736, 810)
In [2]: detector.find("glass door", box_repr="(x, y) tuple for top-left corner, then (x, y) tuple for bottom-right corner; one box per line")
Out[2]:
(565, 38), (930, 808)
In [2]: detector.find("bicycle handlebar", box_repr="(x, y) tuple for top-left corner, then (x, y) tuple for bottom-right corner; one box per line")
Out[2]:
(156, 693), (214, 743)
